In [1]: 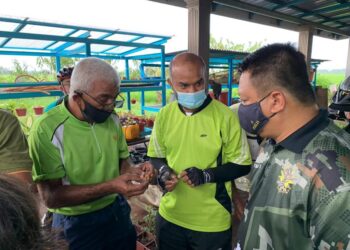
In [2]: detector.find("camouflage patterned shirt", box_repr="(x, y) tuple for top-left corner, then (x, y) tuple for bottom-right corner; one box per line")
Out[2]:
(345, 123), (350, 134)
(237, 110), (350, 250)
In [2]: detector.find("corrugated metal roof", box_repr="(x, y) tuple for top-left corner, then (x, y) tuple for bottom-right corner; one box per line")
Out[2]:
(149, 0), (350, 40)
(0, 16), (172, 58)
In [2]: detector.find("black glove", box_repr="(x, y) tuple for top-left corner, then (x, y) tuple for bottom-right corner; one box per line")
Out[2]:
(157, 165), (175, 191)
(184, 167), (214, 186)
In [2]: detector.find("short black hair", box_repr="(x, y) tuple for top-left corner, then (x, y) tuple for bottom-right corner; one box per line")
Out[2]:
(239, 43), (316, 105)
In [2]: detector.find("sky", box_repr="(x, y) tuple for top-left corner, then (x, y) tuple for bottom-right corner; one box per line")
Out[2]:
(0, 0), (348, 71)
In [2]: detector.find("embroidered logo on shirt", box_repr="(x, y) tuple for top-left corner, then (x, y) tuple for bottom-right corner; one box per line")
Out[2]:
(254, 151), (269, 168)
(276, 160), (299, 194)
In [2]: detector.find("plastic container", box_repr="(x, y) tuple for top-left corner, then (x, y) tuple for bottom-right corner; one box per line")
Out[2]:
(33, 106), (44, 115)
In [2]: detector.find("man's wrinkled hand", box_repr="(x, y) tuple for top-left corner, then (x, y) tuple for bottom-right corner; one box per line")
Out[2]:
(138, 162), (155, 182)
(164, 174), (178, 192)
(111, 173), (149, 198)
(158, 165), (178, 192)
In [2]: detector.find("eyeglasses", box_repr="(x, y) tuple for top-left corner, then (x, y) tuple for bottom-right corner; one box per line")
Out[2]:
(78, 91), (124, 110)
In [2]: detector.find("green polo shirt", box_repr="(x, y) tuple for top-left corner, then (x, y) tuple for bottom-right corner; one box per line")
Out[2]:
(237, 110), (350, 250)
(29, 100), (129, 215)
(0, 109), (32, 174)
(148, 97), (252, 232)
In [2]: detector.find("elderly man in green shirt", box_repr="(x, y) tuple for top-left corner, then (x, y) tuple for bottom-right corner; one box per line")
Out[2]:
(29, 57), (153, 250)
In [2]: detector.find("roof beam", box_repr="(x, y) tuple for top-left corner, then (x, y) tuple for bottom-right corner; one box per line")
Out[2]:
(213, 0), (350, 37)
(272, 0), (308, 11)
(43, 29), (79, 50)
(54, 31), (91, 52)
(0, 31), (165, 49)
(100, 35), (143, 53)
(321, 14), (350, 24)
(266, 0), (347, 27)
(299, 3), (350, 17)
(0, 17), (28, 47)
(0, 16), (170, 39)
(119, 38), (168, 56)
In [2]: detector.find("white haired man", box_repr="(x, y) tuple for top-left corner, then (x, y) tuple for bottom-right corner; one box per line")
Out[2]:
(29, 57), (153, 250)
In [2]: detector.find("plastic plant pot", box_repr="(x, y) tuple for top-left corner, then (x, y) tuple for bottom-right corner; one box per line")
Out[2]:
(15, 108), (27, 117)
(33, 106), (44, 115)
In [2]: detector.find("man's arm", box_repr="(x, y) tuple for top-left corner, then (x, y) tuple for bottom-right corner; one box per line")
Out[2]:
(149, 157), (178, 191)
(0, 110), (33, 185)
(120, 157), (135, 174)
(309, 179), (350, 248)
(37, 173), (148, 209)
(180, 163), (251, 186)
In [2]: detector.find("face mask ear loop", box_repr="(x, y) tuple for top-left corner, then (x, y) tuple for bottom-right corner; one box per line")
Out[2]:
(268, 112), (277, 119)
(260, 92), (278, 120)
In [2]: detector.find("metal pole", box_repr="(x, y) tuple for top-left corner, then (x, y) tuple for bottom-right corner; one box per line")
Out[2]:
(125, 59), (131, 111)
(228, 59), (233, 106)
(161, 46), (166, 106)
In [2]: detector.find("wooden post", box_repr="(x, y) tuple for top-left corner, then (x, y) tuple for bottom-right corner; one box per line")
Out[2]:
(185, 0), (211, 82)
(298, 25), (314, 72)
(316, 86), (328, 109)
(346, 38), (350, 78)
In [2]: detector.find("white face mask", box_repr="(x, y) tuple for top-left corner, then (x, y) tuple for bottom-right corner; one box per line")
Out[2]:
(176, 89), (206, 109)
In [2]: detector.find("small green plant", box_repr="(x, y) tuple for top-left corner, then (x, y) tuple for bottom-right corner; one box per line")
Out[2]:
(0, 101), (16, 112)
(141, 206), (157, 235)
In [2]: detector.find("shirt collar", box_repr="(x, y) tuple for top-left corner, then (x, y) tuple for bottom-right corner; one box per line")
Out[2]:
(178, 95), (212, 116)
(276, 109), (330, 154)
(60, 96), (91, 127)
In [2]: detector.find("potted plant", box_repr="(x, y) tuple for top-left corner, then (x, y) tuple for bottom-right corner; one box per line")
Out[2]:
(33, 106), (44, 115)
(15, 103), (27, 117)
(135, 206), (157, 250)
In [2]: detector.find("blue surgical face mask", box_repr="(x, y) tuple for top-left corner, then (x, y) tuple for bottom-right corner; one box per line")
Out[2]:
(176, 89), (207, 110)
(238, 93), (276, 134)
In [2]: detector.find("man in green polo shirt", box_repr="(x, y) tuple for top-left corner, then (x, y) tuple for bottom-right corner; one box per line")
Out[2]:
(236, 43), (350, 250)
(147, 52), (252, 250)
(0, 109), (32, 184)
(29, 57), (153, 250)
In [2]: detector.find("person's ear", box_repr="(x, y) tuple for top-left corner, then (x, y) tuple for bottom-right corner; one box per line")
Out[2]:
(269, 91), (285, 113)
(167, 78), (176, 93)
(72, 91), (83, 105)
(167, 78), (173, 87)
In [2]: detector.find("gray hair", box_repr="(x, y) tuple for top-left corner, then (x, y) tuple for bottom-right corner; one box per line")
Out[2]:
(70, 57), (120, 94)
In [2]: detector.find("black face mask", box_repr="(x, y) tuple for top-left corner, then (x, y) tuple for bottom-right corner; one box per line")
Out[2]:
(81, 99), (113, 123)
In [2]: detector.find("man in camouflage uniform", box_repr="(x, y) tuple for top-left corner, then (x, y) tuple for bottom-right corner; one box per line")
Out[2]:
(236, 43), (350, 249)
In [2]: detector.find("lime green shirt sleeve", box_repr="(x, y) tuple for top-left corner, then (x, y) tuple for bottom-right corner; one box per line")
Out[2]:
(0, 110), (32, 173)
(28, 123), (65, 182)
(222, 111), (252, 166)
(148, 111), (166, 158)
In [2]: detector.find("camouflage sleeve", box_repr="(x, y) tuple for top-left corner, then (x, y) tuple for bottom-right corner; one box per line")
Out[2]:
(308, 167), (350, 249)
